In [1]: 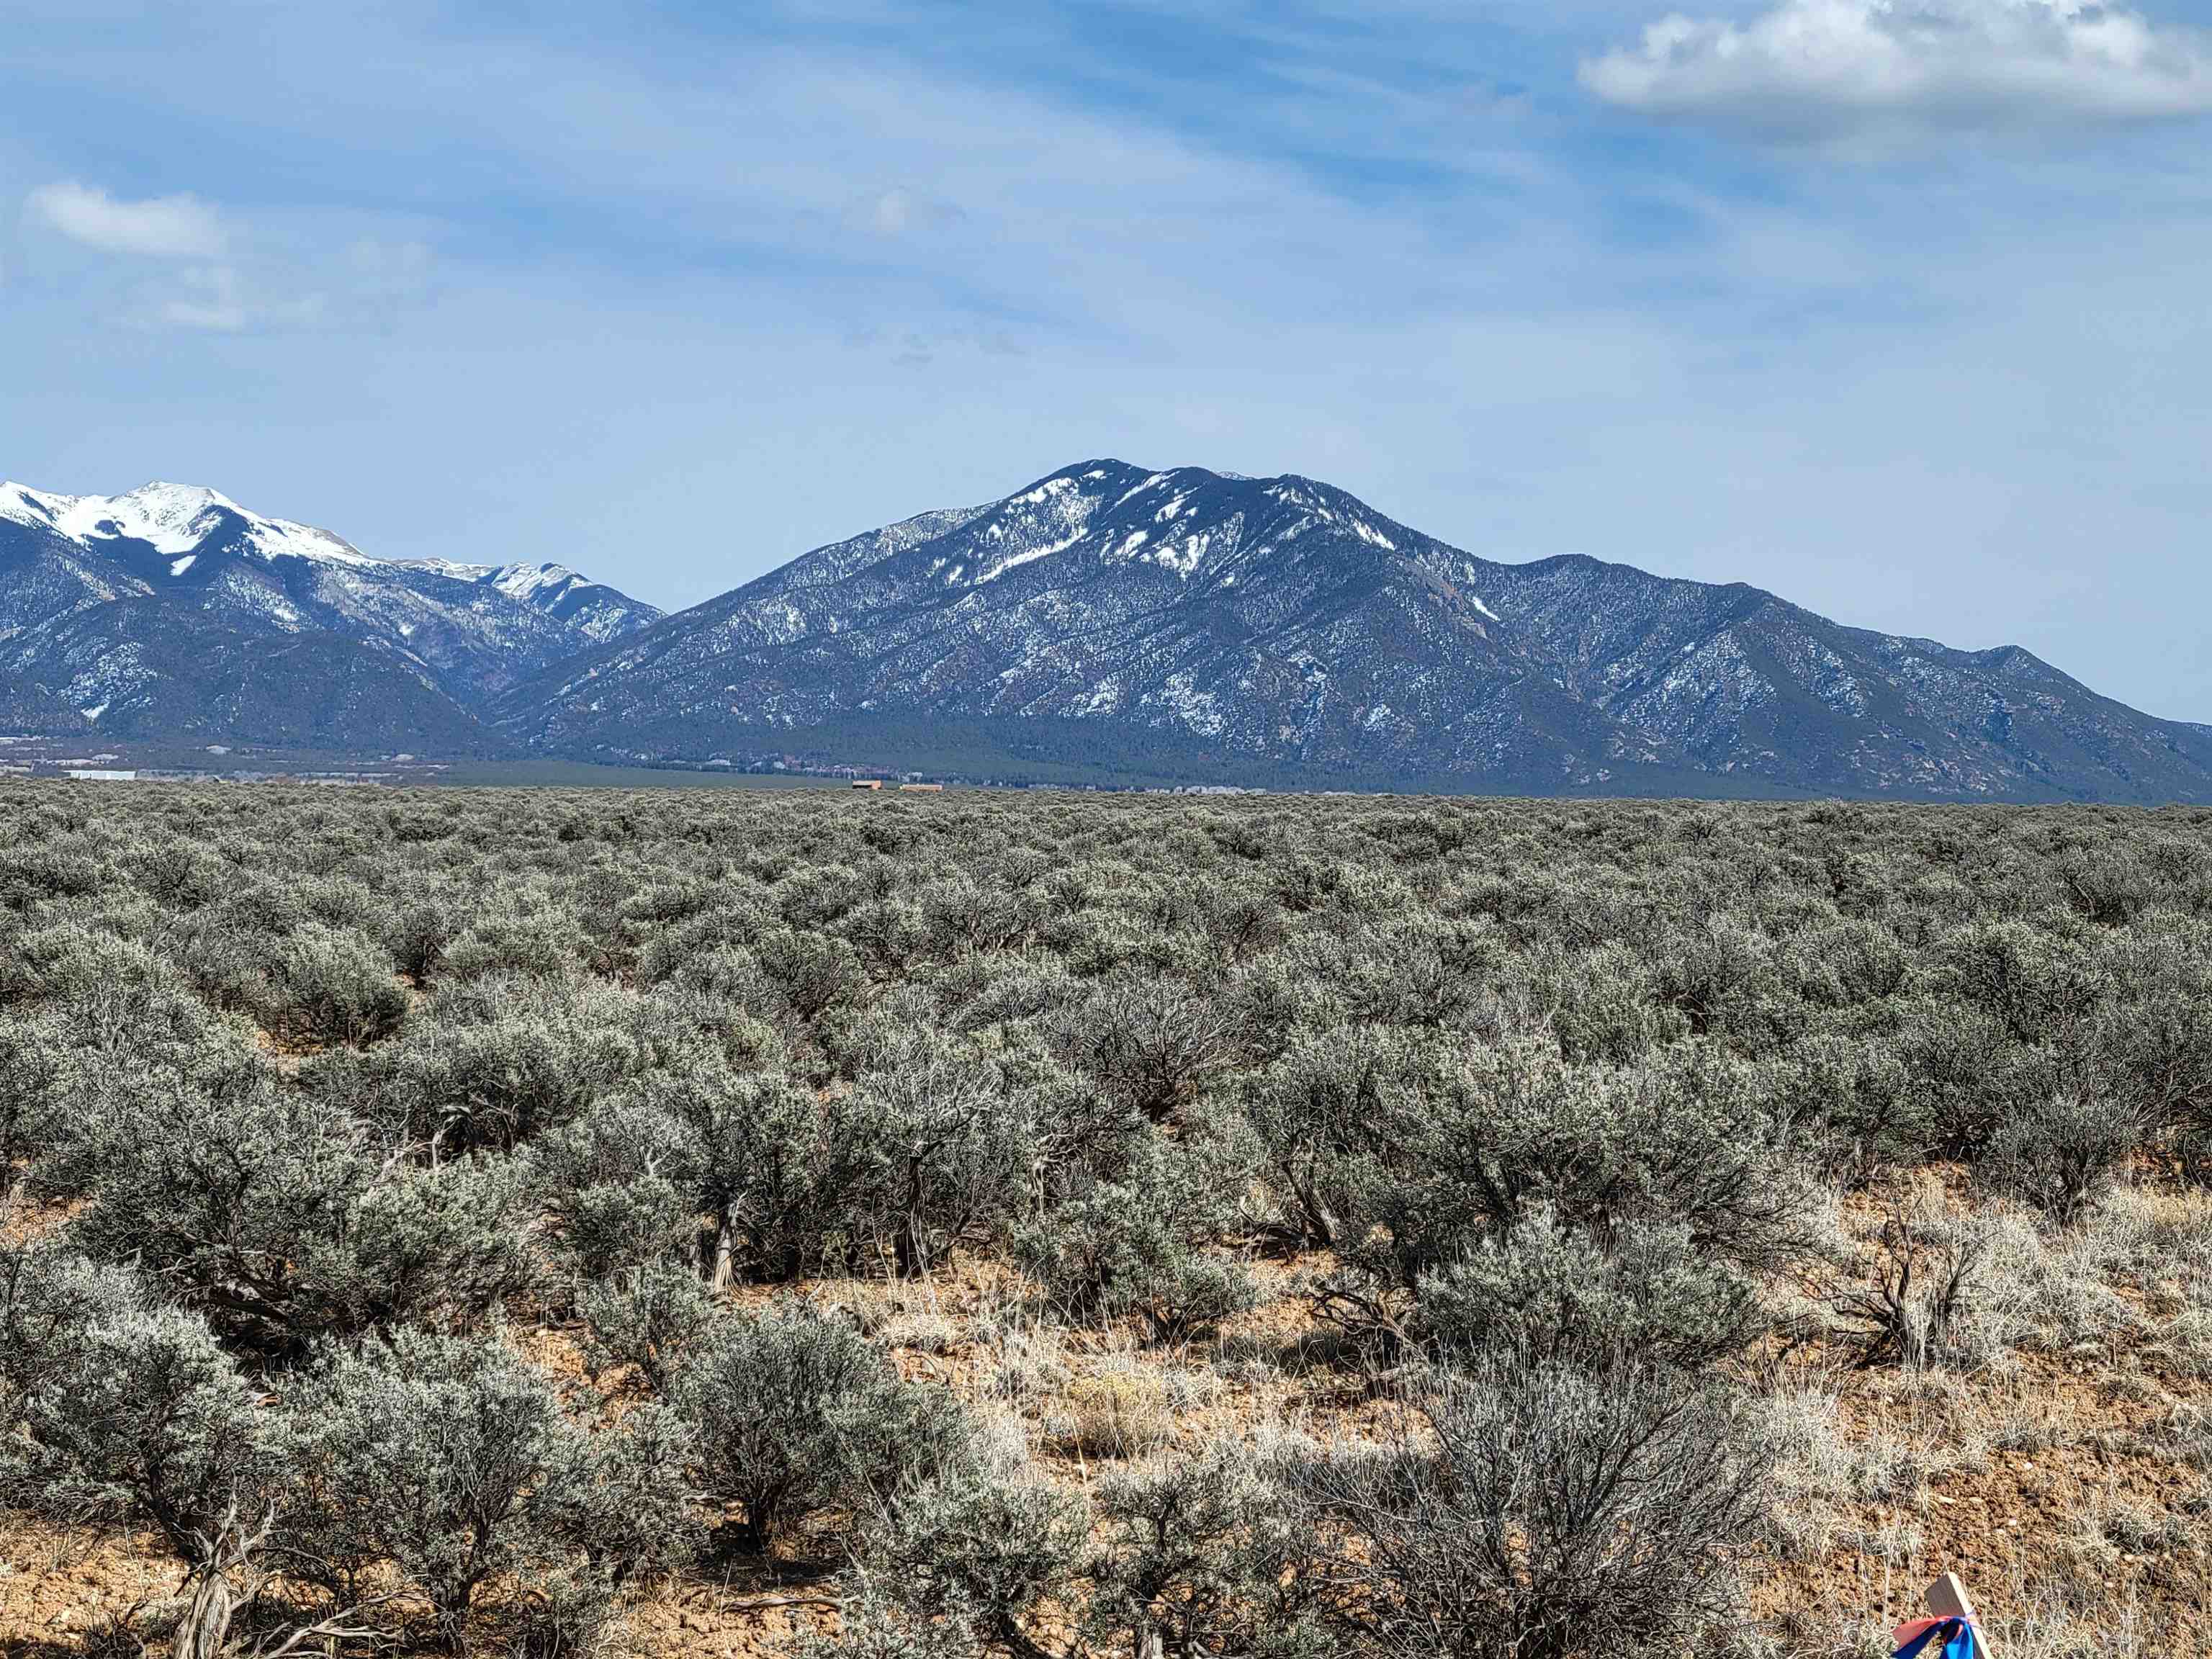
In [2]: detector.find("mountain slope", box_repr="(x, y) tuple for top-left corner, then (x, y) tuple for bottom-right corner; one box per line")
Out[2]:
(496, 459), (2212, 802)
(0, 480), (660, 747)
(0, 602), (501, 753)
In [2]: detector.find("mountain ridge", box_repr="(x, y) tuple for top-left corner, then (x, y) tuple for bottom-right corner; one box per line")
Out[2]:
(493, 457), (2212, 802)
(0, 480), (662, 749)
(4, 462), (2204, 801)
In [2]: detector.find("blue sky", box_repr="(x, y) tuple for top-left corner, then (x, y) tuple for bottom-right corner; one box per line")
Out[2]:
(5, 1), (2211, 716)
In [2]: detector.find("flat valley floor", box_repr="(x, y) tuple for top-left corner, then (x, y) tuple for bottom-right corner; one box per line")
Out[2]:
(3, 784), (2208, 1658)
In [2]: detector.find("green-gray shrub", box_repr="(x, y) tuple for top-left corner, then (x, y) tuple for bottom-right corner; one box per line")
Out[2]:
(1981, 1092), (2142, 1228)
(281, 1326), (691, 1648)
(579, 1258), (716, 1388)
(0, 1252), (274, 1658)
(1298, 1362), (1771, 1659)
(868, 1465), (1089, 1655)
(1087, 1445), (1328, 1659)
(1417, 1208), (1761, 1373)
(1008, 1140), (1256, 1340)
(675, 1303), (976, 1551)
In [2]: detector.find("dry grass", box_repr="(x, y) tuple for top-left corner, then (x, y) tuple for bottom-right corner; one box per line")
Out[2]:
(1742, 1180), (2212, 1656)
(1056, 1365), (1174, 1460)
(9, 1185), (2212, 1656)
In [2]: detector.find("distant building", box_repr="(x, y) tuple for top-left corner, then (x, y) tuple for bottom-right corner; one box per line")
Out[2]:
(852, 778), (884, 790)
(67, 768), (138, 781)
(897, 783), (945, 792)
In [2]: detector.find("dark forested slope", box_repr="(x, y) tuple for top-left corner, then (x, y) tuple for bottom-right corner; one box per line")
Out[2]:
(499, 459), (2212, 802)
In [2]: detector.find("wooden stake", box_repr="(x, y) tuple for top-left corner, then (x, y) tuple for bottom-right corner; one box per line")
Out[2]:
(1899, 1573), (1991, 1657)
(1924, 1573), (1976, 1623)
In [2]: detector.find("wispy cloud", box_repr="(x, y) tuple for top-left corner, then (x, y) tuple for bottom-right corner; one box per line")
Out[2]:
(6, 4), (2212, 716)
(1583, 0), (2212, 135)
(150, 266), (252, 333)
(25, 179), (227, 258)
(18, 176), (434, 334)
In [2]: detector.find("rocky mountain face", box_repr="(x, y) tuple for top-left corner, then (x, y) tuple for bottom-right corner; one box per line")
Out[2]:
(497, 459), (2212, 802)
(8, 463), (2205, 801)
(0, 481), (659, 748)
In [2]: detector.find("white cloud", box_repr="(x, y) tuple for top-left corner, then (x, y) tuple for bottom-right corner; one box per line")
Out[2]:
(26, 179), (227, 258)
(140, 264), (341, 335)
(155, 268), (250, 333)
(1583, 0), (2212, 132)
(22, 182), (432, 333)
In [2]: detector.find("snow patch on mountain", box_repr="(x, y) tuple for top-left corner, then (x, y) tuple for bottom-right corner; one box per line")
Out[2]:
(4, 480), (377, 566)
(976, 530), (1084, 585)
(0, 476), (665, 740)
(488, 456), (2212, 803)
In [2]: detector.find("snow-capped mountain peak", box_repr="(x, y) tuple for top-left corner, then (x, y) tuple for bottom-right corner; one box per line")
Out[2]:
(0, 475), (664, 744)
(1, 479), (376, 567)
(390, 559), (649, 645)
(9, 459), (2208, 801)
(401, 558), (597, 600)
(91, 482), (240, 554)
(495, 457), (2212, 804)
(495, 562), (593, 601)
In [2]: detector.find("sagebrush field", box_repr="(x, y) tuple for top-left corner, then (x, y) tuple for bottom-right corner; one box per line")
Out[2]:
(2, 785), (2208, 1659)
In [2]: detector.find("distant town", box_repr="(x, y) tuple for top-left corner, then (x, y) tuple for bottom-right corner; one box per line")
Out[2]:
(0, 733), (1269, 794)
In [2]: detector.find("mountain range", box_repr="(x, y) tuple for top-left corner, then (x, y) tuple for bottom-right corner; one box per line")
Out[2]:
(5, 464), (2208, 801)
(0, 481), (659, 752)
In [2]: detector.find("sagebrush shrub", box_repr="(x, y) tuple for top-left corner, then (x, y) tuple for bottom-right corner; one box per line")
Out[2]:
(1008, 1139), (1256, 1340)
(820, 1038), (1036, 1278)
(1244, 1023), (1436, 1249)
(60, 1067), (529, 1357)
(675, 1303), (974, 1550)
(1981, 1092), (2142, 1228)
(0, 1015), (68, 1193)
(0, 1252), (274, 1659)
(660, 1064), (835, 1284)
(1418, 1207), (1761, 1373)
(1325, 1031), (1806, 1297)
(1298, 1361), (1771, 1659)
(868, 1463), (1089, 1655)
(530, 1097), (698, 1281)
(1056, 971), (1241, 1123)
(281, 1326), (685, 1649)
(1087, 1445), (1328, 1659)
(580, 1258), (716, 1387)
(307, 975), (662, 1155)
(1827, 1196), (1992, 1370)
(438, 896), (591, 982)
